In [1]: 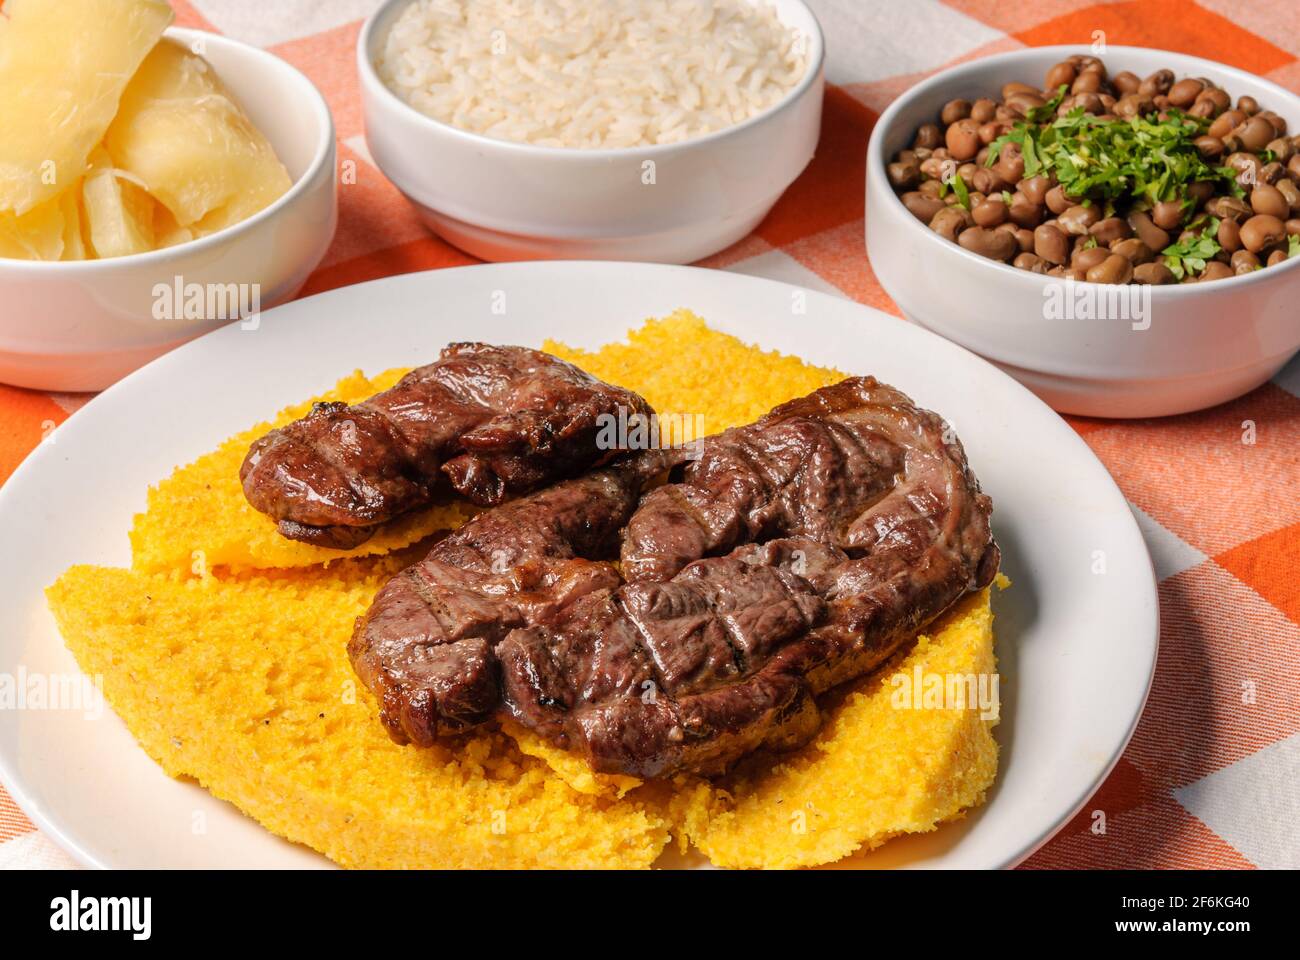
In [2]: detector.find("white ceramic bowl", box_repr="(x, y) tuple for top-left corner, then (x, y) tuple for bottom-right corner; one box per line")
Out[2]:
(866, 45), (1300, 418)
(357, 0), (824, 264)
(0, 27), (337, 393)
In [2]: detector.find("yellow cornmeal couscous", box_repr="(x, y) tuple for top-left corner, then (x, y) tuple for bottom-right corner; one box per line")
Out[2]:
(48, 310), (1002, 869)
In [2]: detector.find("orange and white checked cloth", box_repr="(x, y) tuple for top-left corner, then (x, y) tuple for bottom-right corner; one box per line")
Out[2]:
(2, 0), (1298, 870)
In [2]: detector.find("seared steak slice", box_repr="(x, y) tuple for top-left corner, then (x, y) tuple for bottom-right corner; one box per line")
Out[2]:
(351, 377), (999, 778)
(349, 452), (680, 744)
(240, 344), (654, 547)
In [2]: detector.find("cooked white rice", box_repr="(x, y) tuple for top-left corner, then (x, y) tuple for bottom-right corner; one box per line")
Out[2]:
(377, 0), (809, 148)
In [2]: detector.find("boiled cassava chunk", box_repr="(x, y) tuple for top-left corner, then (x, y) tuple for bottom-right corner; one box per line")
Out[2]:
(82, 150), (157, 259)
(0, 194), (67, 260)
(105, 38), (292, 231)
(0, 0), (174, 215)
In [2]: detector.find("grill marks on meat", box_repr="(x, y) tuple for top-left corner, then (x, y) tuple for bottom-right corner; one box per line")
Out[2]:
(350, 376), (1000, 778)
(349, 453), (679, 745)
(240, 344), (655, 547)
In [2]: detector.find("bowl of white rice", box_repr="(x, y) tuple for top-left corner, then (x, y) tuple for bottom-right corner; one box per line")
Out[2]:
(358, 0), (824, 262)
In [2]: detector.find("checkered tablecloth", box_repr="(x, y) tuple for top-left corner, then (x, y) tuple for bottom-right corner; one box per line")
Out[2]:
(2, 0), (1297, 870)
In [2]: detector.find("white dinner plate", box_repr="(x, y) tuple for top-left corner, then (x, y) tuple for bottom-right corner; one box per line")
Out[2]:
(0, 262), (1157, 869)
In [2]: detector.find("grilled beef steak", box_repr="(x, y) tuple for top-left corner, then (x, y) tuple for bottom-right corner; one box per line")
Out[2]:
(240, 344), (654, 547)
(350, 377), (999, 778)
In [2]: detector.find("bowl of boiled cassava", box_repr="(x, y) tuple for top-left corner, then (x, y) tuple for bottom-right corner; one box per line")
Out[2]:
(0, 0), (337, 391)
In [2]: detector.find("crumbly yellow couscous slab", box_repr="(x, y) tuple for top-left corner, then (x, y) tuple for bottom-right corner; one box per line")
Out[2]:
(48, 310), (1003, 869)
(668, 586), (1002, 869)
(47, 562), (670, 869)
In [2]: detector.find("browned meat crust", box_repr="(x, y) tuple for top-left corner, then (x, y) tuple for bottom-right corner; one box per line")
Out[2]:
(239, 344), (655, 546)
(349, 377), (999, 778)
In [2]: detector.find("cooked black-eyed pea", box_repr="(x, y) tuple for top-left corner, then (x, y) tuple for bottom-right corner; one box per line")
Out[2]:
(1240, 214), (1286, 253)
(930, 205), (974, 241)
(972, 196), (1008, 227)
(1150, 200), (1184, 231)
(1007, 193), (1042, 229)
(1260, 111), (1287, 137)
(971, 167), (1009, 195)
(1194, 86), (1230, 114)
(888, 158), (922, 190)
(919, 155), (949, 180)
(1266, 249), (1289, 267)
(1226, 151), (1264, 187)
(1058, 204), (1101, 235)
(1237, 115), (1276, 152)
(1207, 195), (1251, 222)
(1018, 175), (1051, 207)
(1217, 217), (1242, 253)
(957, 225), (1018, 261)
(1237, 95), (1260, 115)
(1261, 162), (1285, 186)
(1207, 110), (1245, 139)
(1288, 218), (1300, 236)
(913, 123), (943, 150)
(1194, 135), (1225, 159)
(1072, 245), (1110, 273)
(1005, 91), (1046, 118)
(1133, 261), (1176, 284)
(1043, 185), (1072, 215)
(1267, 138), (1295, 163)
(1199, 261), (1234, 282)
(1140, 69), (1174, 96)
(1085, 253), (1134, 284)
(940, 98), (971, 125)
(918, 178), (944, 199)
(1072, 70), (1102, 94)
(1231, 250), (1261, 274)
(1013, 227), (1035, 253)
(993, 143), (1025, 184)
(1186, 181), (1215, 206)
(1115, 93), (1155, 118)
(1128, 211), (1172, 252)
(970, 97), (997, 123)
(1013, 252), (1049, 273)
(1288, 155), (1300, 181)
(945, 118), (982, 161)
(1281, 178), (1300, 214)
(1110, 237), (1153, 264)
(1045, 61), (1076, 90)
(977, 120), (1008, 145)
(1112, 70), (1140, 95)
(1089, 217), (1132, 245)
(1033, 222), (1070, 264)
(1060, 92), (1104, 116)
(901, 191), (947, 223)
(1001, 81), (1039, 99)
(1166, 77), (1203, 107)
(1251, 183), (1290, 219)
